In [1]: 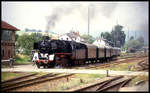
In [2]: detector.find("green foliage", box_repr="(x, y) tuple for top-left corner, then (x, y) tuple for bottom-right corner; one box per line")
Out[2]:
(130, 36), (134, 40)
(137, 36), (144, 46)
(14, 54), (31, 64)
(101, 62), (135, 71)
(82, 34), (95, 44)
(111, 25), (126, 47)
(123, 36), (145, 51)
(100, 24), (126, 47)
(16, 33), (43, 55)
(15, 34), (19, 41)
(101, 32), (112, 42)
(128, 39), (141, 49)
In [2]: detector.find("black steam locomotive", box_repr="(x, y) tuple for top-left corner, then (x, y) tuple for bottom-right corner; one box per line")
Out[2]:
(32, 36), (120, 68)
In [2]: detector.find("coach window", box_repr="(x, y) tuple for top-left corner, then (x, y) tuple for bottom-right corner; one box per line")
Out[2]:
(2, 49), (4, 58)
(8, 49), (11, 58)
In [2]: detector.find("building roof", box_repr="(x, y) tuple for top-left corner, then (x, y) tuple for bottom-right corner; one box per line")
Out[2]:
(1, 21), (20, 31)
(66, 31), (81, 39)
(59, 31), (83, 40)
(96, 36), (114, 46)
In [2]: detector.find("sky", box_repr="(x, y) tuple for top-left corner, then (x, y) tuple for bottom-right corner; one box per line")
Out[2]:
(2, 1), (149, 44)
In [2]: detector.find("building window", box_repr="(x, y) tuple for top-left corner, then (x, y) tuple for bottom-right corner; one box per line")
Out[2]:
(67, 38), (68, 40)
(2, 30), (12, 41)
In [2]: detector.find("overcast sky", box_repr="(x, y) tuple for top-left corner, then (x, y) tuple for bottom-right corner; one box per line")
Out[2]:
(2, 1), (149, 42)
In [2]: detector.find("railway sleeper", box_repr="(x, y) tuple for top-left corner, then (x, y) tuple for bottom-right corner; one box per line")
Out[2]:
(2, 74), (74, 92)
(68, 75), (123, 92)
(97, 77), (134, 92)
(1, 73), (38, 85)
(2, 73), (59, 90)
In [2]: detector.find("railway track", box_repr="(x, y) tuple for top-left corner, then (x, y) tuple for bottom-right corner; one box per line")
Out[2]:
(86, 56), (147, 69)
(2, 73), (74, 92)
(67, 75), (135, 92)
(137, 58), (149, 71)
(2, 73), (38, 84)
(72, 54), (147, 69)
(118, 53), (147, 59)
(2, 73), (55, 89)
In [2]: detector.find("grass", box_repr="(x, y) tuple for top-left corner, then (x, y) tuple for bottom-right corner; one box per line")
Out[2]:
(1, 54), (32, 68)
(129, 75), (149, 86)
(104, 62), (135, 71)
(1, 72), (106, 91)
(14, 54), (32, 65)
(1, 72), (48, 82)
(74, 73), (105, 79)
(1, 72), (27, 81)
(119, 52), (148, 59)
(54, 74), (106, 91)
(36, 72), (50, 76)
(1, 65), (11, 68)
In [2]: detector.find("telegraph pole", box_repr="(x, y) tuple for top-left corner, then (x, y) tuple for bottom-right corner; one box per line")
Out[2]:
(128, 27), (129, 41)
(116, 19), (118, 25)
(88, 6), (90, 36)
(127, 27), (130, 51)
(135, 31), (136, 40)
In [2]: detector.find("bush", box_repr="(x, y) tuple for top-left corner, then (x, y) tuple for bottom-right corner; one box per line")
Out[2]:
(14, 54), (31, 63)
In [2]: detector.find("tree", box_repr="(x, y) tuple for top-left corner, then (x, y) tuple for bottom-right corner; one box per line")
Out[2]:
(15, 34), (19, 41)
(111, 24), (126, 47)
(82, 34), (95, 44)
(128, 39), (141, 49)
(123, 36), (144, 52)
(137, 36), (144, 46)
(16, 33), (43, 55)
(101, 32), (112, 42)
(130, 36), (134, 40)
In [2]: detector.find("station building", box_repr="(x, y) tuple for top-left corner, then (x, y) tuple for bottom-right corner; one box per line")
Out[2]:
(1, 21), (20, 60)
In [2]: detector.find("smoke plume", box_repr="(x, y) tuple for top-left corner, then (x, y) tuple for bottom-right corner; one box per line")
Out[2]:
(89, 3), (118, 19)
(46, 3), (81, 32)
(46, 2), (118, 32)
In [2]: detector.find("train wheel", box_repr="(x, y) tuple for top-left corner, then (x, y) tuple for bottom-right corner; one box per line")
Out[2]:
(83, 60), (86, 65)
(78, 61), (80, 65)
(60, 58), (69, 67)
(36, 63), (40, 68)
(74, 61), (78, 66)
(78, 61), (81, 65)
(43, 65), (47, 68)
(81, 60), (84, 65)
(70, 60), (75, 66)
